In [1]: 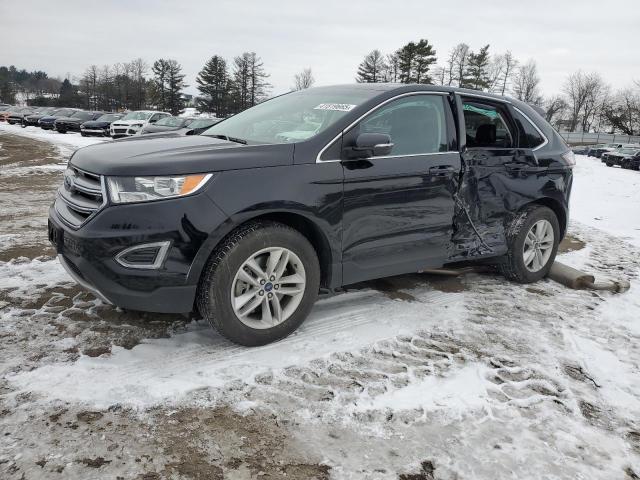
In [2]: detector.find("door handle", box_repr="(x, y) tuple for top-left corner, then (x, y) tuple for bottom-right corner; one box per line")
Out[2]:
(429, 166), (457, 177)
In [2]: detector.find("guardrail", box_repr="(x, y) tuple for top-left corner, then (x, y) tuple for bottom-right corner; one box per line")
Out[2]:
(559, 131), (640, 145)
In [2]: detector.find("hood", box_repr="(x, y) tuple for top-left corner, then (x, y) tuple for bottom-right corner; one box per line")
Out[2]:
(141, 125), (182, 134)
(70, 135), (294, 176)
(82, 120), (111, 128)
(56, 116), (83, 124)
(112, 119), (147, 126)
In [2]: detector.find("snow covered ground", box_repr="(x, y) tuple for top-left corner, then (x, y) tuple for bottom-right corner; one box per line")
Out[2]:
(0, 128), (639, 480)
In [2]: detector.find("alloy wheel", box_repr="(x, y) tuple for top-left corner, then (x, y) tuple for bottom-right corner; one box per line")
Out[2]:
(230, 247), (306, 329)
(523, 219), (554, 272)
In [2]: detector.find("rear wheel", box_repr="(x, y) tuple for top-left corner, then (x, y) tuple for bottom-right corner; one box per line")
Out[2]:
(197, 221), (320, 346)
(499, 205), (560, 283)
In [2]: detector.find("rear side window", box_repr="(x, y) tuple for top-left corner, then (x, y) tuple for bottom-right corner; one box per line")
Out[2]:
(512, 109), (546, 149)
(463, 101), (513, 149)
(356, 95), (449, 156)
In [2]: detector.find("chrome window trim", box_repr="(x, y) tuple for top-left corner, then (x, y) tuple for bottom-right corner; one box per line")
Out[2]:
(460, 92), (512, 104)
(115, 241), (171, 270)
(316, 91), (450, 163)
(512, 106), (549, 151)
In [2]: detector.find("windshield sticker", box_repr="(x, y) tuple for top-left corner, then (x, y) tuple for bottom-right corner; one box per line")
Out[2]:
(314, 103), (357, 112)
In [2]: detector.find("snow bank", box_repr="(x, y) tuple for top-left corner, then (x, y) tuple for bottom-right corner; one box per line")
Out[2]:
(0, 122), (107, 149)
(571, 155), (640, 247)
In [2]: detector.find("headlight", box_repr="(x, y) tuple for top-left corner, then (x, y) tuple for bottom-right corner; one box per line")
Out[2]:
(130, 123), (143, 128)
(107, 174), (213, 203)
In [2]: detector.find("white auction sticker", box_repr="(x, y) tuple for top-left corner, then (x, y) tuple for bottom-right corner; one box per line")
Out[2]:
(313, 103), (357, 112)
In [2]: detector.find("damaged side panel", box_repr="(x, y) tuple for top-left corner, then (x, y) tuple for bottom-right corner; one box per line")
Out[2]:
(448, 94), (572, 262)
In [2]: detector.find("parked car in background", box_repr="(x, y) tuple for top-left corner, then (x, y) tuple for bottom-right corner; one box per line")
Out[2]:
(602, 146), (640, 169)
(0, 104), (16, 122)
(80, 113), (123, 137)
(55, 111), (105, 133)
(589, 143), (623, 159)
(49, 84), (574, 346)
(139, 116), (195, 135)
(571, 145), (591, 155)
(110, 110), (171, 138)
(183, 117), (222, 135)
(6, 107), (36, 124)
(38, 108), (81, 130)
(22, 107), (58, 126)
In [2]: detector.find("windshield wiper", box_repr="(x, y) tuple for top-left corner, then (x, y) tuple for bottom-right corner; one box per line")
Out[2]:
(208, 134), (248, 145)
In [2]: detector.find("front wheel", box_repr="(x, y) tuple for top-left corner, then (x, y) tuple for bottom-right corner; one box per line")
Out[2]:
(197, 221), (320, 346)
(499, 205), (560, 283)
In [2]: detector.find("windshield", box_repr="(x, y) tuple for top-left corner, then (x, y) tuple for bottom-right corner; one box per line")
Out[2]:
(97, 114), (121, 122)
(121, 111), (153, 121)
(189, 118), (219, 129)
(71, 111), (96, 120)
(155, 116), (184, 127)
(619, 148), (639, 155)
(53, 109), (74, 117)
(606, 143), (621, 148)
(203, 88), (378, 144)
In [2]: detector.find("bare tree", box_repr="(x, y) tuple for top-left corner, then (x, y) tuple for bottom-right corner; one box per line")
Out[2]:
(563, 71), (608, 132)
(498, 51), (517, 95)
(544, 95), (568, 126)
(385, 53), (399, 82)
(293, 68), (314, 90)
(512, 60), (542, 105)
(445, 43), (470, 86)
(604, 86), (640, 135)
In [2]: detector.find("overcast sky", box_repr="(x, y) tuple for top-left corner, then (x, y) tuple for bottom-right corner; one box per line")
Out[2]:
(2, 0), (639, 98)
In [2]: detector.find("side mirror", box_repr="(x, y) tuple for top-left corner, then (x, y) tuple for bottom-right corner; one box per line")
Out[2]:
(344, 133), (394, 159)
(149, 119), (157, 124)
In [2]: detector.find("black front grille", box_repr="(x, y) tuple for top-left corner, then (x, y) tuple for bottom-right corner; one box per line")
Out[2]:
(55, 166), (104, 228)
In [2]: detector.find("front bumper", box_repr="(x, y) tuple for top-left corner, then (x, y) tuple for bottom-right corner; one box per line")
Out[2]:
(48, 188), (228, 313)
(81, 128), (108, 136)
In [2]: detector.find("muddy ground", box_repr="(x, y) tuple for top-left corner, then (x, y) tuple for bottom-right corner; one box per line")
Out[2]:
(1, 130), (639, 479)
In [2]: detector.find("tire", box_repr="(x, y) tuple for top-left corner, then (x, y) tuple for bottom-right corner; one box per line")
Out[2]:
(80, 132), (86, 137)
(606, 162), (613, 167)
(197, 221), (320, 346)
(499, 205), (560, 284)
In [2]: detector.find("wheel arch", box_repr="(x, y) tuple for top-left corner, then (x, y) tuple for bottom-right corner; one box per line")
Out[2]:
(191, 210), (336, 292)
(524, 197), (568, 238)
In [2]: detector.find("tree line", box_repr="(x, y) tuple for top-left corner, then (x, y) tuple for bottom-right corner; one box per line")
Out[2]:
(355, 40), (640, 135)
(2, 45), (639, 135)
(0, 51), (272, 117)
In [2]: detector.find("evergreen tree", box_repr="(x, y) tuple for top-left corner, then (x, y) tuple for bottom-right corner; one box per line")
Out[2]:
(58, 78), (77, 106)
(396, 39), (437, 84)
(151, 58), (170, 110)
(462, 45), (491, 91)
(151, 58), (186, 114)
(196, 55), (230, 117)
(230, 52), (270, 113)
(166, 59), (186, 115)
(355, 50), (387, 83)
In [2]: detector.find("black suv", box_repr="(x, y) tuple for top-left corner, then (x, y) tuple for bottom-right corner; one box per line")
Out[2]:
(48, 85), (574, 346)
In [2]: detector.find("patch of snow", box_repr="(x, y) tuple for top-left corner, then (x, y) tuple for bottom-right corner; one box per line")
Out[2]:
(354, 363), (491, 414)
(0, 258), (72, 298)
(9, 290), (464, 408)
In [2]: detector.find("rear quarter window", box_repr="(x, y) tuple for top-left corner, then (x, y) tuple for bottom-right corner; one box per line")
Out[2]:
(513, 109), (546, 149)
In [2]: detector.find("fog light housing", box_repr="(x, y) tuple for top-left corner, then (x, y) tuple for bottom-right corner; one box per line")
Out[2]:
(115, 241), (171, 269)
